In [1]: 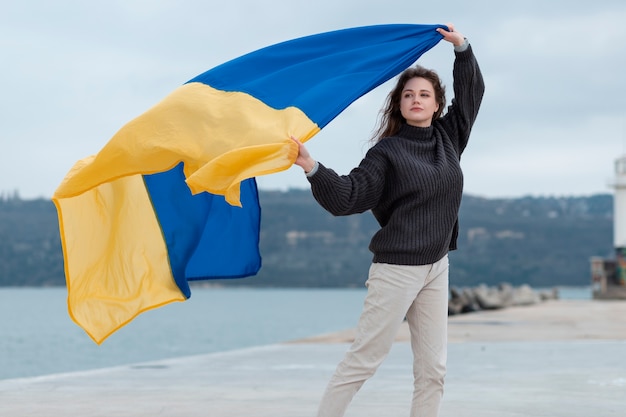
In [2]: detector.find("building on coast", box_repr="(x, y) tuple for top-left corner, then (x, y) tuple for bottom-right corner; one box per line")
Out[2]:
(591, 155), (626, 299)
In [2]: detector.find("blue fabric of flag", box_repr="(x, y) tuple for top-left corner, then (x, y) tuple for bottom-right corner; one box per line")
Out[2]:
(144, 165), (261, 299)
(189, 24), (446, 127)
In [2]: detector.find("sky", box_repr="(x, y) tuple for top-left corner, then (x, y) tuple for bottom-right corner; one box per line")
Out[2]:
(1, 0), (625, 200)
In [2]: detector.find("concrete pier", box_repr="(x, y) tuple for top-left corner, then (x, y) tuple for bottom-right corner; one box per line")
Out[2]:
(1, 300), (625, 416)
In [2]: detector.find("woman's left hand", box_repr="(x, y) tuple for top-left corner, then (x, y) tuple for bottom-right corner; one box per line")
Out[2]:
(436, 23), (465, 47)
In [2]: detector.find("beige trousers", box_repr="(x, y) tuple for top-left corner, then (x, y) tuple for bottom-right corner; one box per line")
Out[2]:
(316, 255), (449, 417)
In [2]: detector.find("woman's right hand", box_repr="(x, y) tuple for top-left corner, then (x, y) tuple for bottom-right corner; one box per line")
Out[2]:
(291, 137), (317, 173)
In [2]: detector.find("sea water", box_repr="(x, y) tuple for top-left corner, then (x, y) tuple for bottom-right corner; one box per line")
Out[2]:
(0, 286), (591, 380)
(0, 287), (368, 380)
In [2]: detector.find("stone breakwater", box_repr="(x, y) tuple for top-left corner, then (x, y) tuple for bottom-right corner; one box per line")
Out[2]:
(448, 283), (558, 315)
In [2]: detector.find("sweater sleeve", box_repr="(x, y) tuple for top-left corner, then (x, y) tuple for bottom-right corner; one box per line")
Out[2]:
(441, 44), (485, 154)
(306, 147), (387, 216)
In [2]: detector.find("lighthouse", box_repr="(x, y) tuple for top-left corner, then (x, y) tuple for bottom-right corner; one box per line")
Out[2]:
(613, 155), (626, 285)
(591, 155), (626, 299)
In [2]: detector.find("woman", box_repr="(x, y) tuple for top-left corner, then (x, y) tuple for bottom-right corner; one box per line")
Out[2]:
(292, 24), (484, 417)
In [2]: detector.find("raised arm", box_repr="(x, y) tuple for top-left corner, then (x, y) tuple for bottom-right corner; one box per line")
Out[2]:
(437, 24), (485, 154)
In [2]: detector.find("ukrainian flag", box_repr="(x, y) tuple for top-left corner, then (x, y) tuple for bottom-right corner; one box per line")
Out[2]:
(53, 24), (446, 344)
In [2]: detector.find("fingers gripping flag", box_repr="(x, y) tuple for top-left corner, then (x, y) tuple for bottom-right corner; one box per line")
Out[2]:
(53, 24), (446, 344)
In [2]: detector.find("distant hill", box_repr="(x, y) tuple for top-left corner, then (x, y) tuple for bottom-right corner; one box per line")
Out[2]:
(0, 190), (613, 288)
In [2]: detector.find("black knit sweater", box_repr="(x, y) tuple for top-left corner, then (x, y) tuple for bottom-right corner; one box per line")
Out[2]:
(307, 44), (485, 266)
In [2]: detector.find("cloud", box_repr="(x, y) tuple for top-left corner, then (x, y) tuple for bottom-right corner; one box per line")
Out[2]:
(462, 114), (625, 197)
(1, 0), (625, 198)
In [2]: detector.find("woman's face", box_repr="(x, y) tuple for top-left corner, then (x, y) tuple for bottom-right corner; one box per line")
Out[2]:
(399, 77), (439, 128)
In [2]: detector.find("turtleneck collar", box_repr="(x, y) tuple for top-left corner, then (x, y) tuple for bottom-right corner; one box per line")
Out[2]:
(397, 123), (434, 141)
